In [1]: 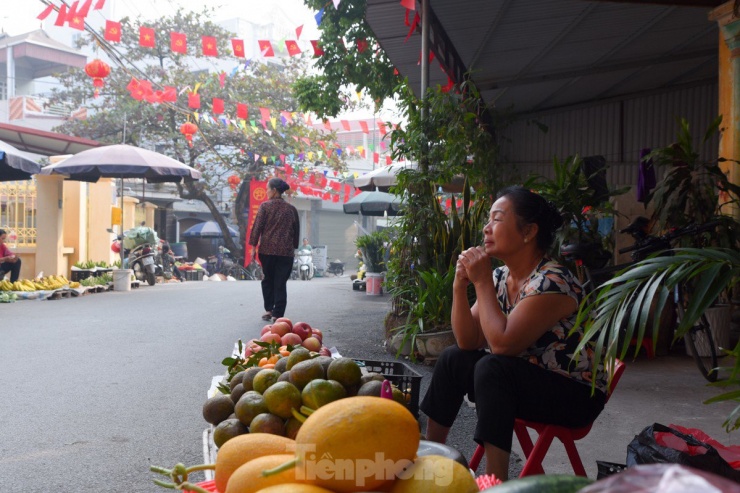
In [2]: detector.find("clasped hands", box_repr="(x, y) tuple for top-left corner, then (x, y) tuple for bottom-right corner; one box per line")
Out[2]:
(455, 246), (489, 286)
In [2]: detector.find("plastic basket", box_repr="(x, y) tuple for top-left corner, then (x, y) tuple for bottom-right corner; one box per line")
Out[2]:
(353, 358), (422, 418)
(184, 480), (218, 493)
(185, 270), (205, 281)
(70, 270), (94, 282)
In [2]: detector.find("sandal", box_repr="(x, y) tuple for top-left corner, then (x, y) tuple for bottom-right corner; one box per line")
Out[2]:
(261, 312), (272, 321)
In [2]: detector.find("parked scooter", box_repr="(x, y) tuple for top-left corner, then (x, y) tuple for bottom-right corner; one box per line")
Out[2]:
(129, 243), (157, 286)
(293, 249), (315, 280)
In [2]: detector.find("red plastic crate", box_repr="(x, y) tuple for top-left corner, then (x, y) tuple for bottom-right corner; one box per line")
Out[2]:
(184, 480), (218, 493)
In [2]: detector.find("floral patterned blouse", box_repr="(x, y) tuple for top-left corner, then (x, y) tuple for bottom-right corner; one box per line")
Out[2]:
(248, 197), (300, 257)
(493, 257), (607, 394)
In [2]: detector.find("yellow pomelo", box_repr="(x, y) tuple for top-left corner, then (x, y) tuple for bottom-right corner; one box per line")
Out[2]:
(214, 434), (295, 493)
(255, 484), (335, 493)
(389, 455), (478, 493)
(225, 454), (304, 493)
(294, 396), (419, 493)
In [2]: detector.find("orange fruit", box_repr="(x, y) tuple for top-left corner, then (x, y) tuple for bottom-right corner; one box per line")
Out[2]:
(224, 454), (302, 493)
(253, 369), (282, 394)
(214, 434), (295, 493)
(263, 381), (302, 419)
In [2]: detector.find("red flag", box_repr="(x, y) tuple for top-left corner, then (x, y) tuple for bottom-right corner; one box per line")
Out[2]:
(202, 36), (218, 56)
(104, 20), (121, 42)
(78, 0), (93, 17)
(386, 156), (392, 165)
(359, 121), (369, 134)
(231, 39), (245, 58)
(212, 98), (224, 115)
(37, 4), (54, 20)
(219, 71), (226, 88)
(67, 2), (85, 31)
(400, 0), (415, 10)
(377, 120), (388, 135)
(259, 107), (271, 123)
(161, 86), (177, 103)
(323, 120), (332, 131)
(139, 27), (155, 48)
(296, 25), (304, 39)
(54, 4), (68, 26)
(188, 93), (200, 109)
(373, 152), (379, 164)
(258, 40), (274, 57)
(340, 120), (350, 131)
(285, 40), (301, 57)
(310, 40), (324, 57)
(170, 32), (187, 54)
(356, 39), (368, 53)
(94, 0), (106, 9)
(237, 103), (248, 119)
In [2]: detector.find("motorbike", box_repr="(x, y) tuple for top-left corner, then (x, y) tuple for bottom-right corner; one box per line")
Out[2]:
(293, 249), (315, 281)
(326, 259), (345, 277)
(128, 243), (157, 286)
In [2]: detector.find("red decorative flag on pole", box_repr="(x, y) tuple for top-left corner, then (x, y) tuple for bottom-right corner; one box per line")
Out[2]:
(373, 152), (379, 164)
(296, 25), (304, 39)
(37, 4), (54, 20)
(104, 20), (121, 42)
(161, 86), (177, 102)
(67, 3), (86, 31)
(400, 0), (415, 10)
(78, 0), (93, 17)
(259, 107), (271, 123)
(359, 121), (369, 134)
(386, 156), (393, 165)
(310, 40), (324, 57)
(377, 120), (387, 135)
(94, 0), (106, 9)
(285, 40), (301, 57)
(212, 98), (224, 115)
(139, 27), (155, 48)
(323, 119), (332, 131)
(231, 39), (245, 58)
(170, 32), (187, 54)
(356, 39), (368, 53)
(54, 4), (68, 26)
(236, 103), (248, 119)
(202, 36), (218, 56)
(258, 40), (274, 57)
(188, 93), (200, 109)
(340, 120), (351, 131)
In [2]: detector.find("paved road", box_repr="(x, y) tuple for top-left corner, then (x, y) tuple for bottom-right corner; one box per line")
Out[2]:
(1, 276), (737, 491)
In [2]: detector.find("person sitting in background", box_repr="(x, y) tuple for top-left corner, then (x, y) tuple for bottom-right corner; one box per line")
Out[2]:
(0, 229), (21, 282)
(161, 243), (184, 282)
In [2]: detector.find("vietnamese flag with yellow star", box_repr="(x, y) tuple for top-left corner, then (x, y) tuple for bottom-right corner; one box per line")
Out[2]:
(170, 32), (187, 54)
(202, 36), (218, 56)
(139, 27), (155, 48)
(258, 40), (274, 57)
(231, 39), (245, 58)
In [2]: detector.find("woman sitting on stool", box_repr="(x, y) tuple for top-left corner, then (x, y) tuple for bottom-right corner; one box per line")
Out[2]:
(0, 229), (21, 282)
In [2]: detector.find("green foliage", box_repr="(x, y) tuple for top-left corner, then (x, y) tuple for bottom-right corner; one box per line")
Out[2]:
(525, 155), (628, 265)
(574, 248), (740, 431)
(646, 116), (740, 247)
(297, 0), (400, 118)
(355, 230), (388, 273)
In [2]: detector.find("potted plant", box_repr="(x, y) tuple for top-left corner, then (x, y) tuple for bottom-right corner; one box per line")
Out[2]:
(355, 231), (388, 296)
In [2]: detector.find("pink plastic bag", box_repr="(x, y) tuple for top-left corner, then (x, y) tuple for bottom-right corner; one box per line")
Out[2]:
(654, 424), (740, 469)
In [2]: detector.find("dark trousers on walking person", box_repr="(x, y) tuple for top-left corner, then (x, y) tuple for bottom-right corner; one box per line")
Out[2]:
(258, 253), (293, 319)
(420, 345), (605, 453)
(0, 259), (21, 283)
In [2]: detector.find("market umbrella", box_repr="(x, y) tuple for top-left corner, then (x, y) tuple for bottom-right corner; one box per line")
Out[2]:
(40, 144), (202, 266)
(0, 140), (42, 181)
(353, 162), (467, 193)
(343, 190), (403, 216)
(182, 220), (238, 238)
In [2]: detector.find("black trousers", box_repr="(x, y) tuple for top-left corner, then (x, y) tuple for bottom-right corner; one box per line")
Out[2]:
(0, 259), (21, 282)
(419, 345), (606, 453)
(258, 253), (293, 318)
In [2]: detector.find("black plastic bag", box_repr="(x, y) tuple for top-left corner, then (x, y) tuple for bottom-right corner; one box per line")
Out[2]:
(627, 423), (740, 482)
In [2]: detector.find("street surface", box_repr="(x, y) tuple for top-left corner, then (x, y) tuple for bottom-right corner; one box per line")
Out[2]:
(1, 276), (737, 491)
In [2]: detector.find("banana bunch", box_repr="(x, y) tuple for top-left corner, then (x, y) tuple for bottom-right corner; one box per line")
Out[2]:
(0, 275), (71, 292)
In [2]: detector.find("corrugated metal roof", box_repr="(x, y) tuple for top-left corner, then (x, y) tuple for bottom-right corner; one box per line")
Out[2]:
(366, 0), (720, 114)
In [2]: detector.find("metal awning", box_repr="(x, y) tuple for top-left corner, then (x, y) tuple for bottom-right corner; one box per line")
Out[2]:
(0, 123), (101, 156)
(366, 0), (722, 115)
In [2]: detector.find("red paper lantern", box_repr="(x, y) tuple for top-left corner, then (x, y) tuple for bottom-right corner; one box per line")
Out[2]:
(180, 122), (198, 147)
(227, 175), (241, 190)
(84, 59), (111, 98)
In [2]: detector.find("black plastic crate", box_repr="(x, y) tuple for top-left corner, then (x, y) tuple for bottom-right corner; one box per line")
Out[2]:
(185, 270), (204, 281)
(353, 358), (422, 418)
(70, 270), (94, 282)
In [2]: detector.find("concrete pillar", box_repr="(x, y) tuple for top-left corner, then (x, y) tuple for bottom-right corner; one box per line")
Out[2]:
(88, 178), (116, 264)
(62, 180), (87, 269)
(710, 3), (740, 218)
(122, 195), (140, 231)
(143, 202), (157, 227)
(34, 174), (65, 276)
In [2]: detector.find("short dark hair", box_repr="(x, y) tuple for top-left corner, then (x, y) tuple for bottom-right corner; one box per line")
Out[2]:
(268, 178), (290, 194)
(0, 229), (5, 237)
(496, 186), (563, 251)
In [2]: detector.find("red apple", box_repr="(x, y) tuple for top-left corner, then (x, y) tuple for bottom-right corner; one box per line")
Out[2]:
(281, 332), (303, 346)
(270, 321), (291, 337)
(319, 346), (331, 357)
(274, 317), (293, 330)
(292, 321), (312, 341)
(260, 332), (282, 344)
(311, 328), (323, 342)
(260, 325), (273, 336)
(244, 346), (254, 357)
(302, 336), (321, 352)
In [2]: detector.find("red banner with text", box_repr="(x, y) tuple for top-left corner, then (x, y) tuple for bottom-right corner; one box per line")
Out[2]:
(245, 179), (268, 266)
